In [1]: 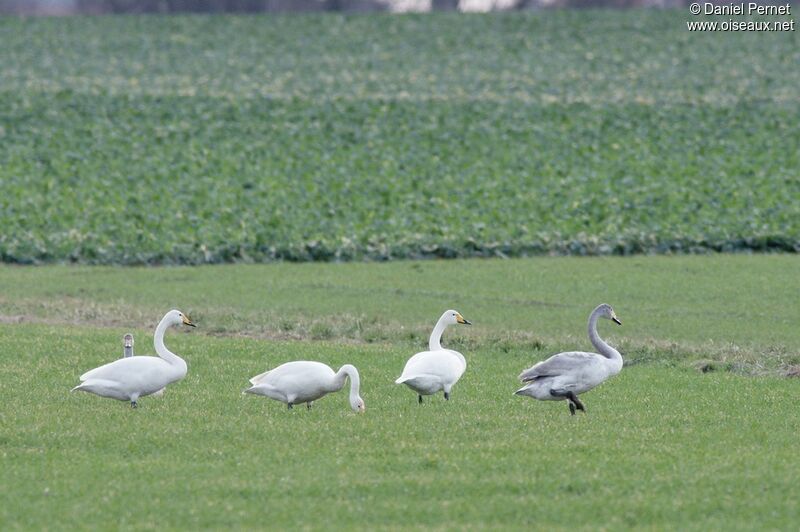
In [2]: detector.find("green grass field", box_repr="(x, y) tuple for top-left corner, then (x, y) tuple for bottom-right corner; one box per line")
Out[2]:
(1, 8), (799, 530)
(2, 256), (800, 529)
(1, 11), (799, 264)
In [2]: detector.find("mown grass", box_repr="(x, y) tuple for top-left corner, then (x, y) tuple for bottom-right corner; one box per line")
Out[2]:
(1, 12), (799, 264)
(2, 325), (800, 530)
(1, 255), (798, 371)
(2, 256), (799, 529)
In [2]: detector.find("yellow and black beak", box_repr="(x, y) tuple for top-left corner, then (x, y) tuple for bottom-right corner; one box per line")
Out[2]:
(456, 314), (472, 325)
(611, 315), (622, 326)
(182, 315), (197, 327)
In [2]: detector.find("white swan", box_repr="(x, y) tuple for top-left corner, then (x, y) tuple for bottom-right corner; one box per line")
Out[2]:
(244, 361), (365, 413)
(395, 309), (471, 403)
(515, 303), (622, 415)
(72, 310), (195, 408)
(121, 332), (165, 397)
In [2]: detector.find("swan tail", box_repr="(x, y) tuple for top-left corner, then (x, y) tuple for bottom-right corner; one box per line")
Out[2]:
(71, 379), (119, 395)
(79, 369), (98, 381)
(248, 370), (272, 385)
(519, 368), (546, 383)
(72, 381), (97, 392)
(79, 363), (116, 381)
(514, 383), (535, 396)
(243, 384), (271, 396)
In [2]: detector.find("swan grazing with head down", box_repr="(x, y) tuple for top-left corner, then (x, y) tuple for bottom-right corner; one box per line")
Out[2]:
(515, 304), (622, 415)
(244, 361), (365, 413)
(395, 309), (471, 403)
(72, 310), (195, 408)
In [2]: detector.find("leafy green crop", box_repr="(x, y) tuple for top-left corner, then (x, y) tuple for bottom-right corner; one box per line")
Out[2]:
(1, 12), (798, 264)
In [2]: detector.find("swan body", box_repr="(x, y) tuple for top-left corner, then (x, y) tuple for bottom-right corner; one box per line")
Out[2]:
(122, 333), (165, 397)
(72, 310), (195, 407)
(395, 310), (471, 403)
(244, 361), (365, 413)
(515, 304), (622, 415)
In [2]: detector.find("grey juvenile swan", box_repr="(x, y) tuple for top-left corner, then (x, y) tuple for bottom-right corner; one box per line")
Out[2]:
(515, 304), (622, 415)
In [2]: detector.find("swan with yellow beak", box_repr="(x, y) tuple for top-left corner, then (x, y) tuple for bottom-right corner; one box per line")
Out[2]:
(395, 309), (472, 403)
(72, 310), (195, 408)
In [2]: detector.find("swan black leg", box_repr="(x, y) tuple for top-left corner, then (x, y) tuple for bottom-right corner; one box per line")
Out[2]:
(130, 401), (138, 409)
(567, 392), (586, 413)
(287, 403), (293, 410)
(550, 389), (584, 415)
(307, 402), (313, 410)
(418, 395), (423, 404)
(444, 392), (450, 401)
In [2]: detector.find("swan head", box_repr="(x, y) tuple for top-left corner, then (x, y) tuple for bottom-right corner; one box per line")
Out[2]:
(350, 395), (366, 414)
(597, 304), (621, 325)
(442, 309), (471, 326)
(166, 309), (196, 328)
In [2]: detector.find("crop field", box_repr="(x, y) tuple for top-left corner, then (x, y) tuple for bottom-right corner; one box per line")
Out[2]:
(1, 8), (799, 531)
(1, 11), (799, 264)
(1, 256), (800, 529)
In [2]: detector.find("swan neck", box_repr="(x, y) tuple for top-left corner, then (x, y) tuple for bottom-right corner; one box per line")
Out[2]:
(588, 310), (621, 362)
(336, 365), (361, 400)
(429, 317), (448, 351)
(154, 316), (184, 368)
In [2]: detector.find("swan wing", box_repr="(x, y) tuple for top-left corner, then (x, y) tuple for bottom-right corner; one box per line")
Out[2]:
(80, 360), (116, 382)
(248, 361), (335, 402)
(396, 350), (465, 383)
(79, 357), (176, 388)
(80, 356), (165, 381)
(249, 369), (272, 385)
(72, 378), (133, 401)
(518, 351), (603, 382)
(395, 374), (445, 395)
(72, 378), (119, 393)
(243, 382), (285, 401)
